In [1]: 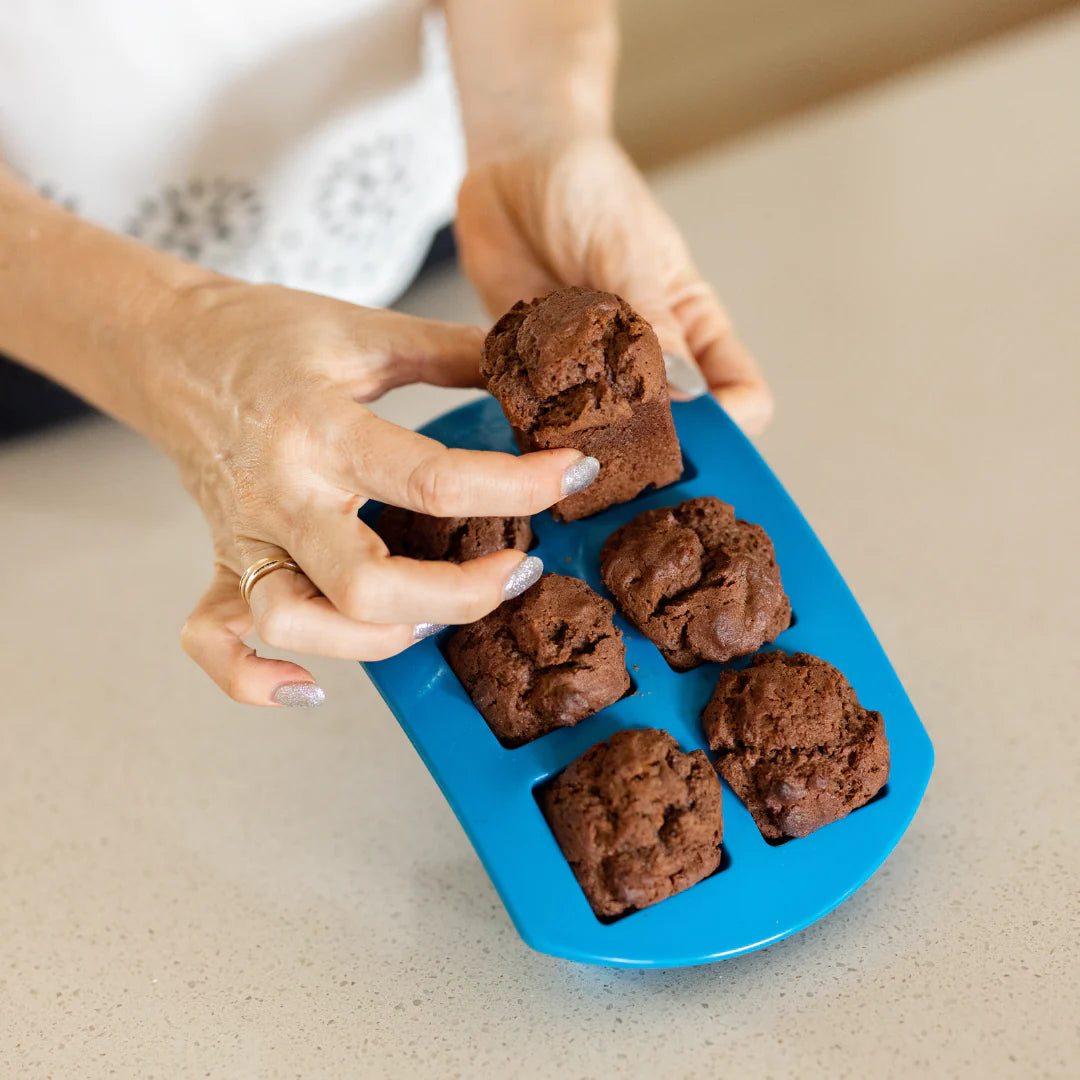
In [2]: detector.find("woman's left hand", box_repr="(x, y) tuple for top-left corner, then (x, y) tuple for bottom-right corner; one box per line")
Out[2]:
(455, 134), (773, 435)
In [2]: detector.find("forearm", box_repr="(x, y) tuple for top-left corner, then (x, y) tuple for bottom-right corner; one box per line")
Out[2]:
(0, 166), (215, 443)
(444, 0), (617, 163)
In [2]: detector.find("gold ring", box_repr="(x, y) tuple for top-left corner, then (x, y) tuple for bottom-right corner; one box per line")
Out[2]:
(238, 556), (302, 605)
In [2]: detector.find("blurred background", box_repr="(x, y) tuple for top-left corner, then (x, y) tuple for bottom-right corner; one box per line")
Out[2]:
(616, 0), (1074, 165)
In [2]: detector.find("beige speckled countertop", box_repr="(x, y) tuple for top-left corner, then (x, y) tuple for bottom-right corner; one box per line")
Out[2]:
(3, 14), (1079, 1079)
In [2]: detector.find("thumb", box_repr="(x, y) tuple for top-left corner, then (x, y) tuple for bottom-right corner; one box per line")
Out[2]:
(180, 563), (322, 707)
(626, 295), (709, 400)
(672, 275), (774, 435)
(366, 309), (488, 393)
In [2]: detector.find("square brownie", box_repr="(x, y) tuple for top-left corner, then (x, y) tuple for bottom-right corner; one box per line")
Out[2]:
(482, 287), (682, 522)
(373, 507), (533, 563)
(444, 574), (630, 747)
(702, 651), (890, 840)
(599, 496), (791, 670)
(539, 728), (724, 919)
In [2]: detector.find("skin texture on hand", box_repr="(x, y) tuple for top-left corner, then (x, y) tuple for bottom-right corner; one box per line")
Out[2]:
(455, 135), (773, 435)
(0, 168), (596, 707)
(2, 0), (770, 710)
(445, 0), (772, 435)
(161, 280), (592, 705)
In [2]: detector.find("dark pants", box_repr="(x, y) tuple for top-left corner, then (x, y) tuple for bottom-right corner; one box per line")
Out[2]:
(0, 224), (458, 440)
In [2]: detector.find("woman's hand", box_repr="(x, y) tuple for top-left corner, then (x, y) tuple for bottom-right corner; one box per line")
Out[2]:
(0, 171), (593, 709)
(443, 0), (769, 433)
(160, 280), (592, 706)
(456, 134), (773, 435)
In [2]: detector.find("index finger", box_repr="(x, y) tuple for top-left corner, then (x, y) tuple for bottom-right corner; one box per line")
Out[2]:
(329, 407), (600, 517)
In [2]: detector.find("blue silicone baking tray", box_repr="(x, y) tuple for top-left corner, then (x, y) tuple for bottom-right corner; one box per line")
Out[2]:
(359, 394), (934, 968)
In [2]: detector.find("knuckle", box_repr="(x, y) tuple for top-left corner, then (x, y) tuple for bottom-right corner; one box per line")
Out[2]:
(358, 637), (406, 662)
(755, 390), (776, 432)
(339, 573), (375, 620)
(179, 616), (201, 657)
(349, 376), (384, 404)
(407, 451), (463, 516)
(255, 604), (294, 649)
(459, 586), (495, 624)
(526, 471), (552, 512)
(223, 670), (250, 704)
(710, 302), (734, 339)
(258, 409), (319, 485)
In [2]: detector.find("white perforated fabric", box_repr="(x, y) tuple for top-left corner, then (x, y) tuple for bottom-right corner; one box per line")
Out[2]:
(0, 0), (464, 305)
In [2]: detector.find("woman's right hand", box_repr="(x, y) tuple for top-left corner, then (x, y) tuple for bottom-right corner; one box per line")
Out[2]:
(156, 278), (595, 707)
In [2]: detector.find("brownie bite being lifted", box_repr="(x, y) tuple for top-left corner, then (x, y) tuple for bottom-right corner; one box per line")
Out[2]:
(445, 574), (630, 748)
(482, 287), (682, 521)
(540, 728), (724, 919)
(373, 507), (532, 563)
(702, 651), (890, 840)
(600, 496), (790, 670)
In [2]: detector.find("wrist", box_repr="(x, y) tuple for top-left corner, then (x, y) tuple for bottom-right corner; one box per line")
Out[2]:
(446, 0), (617, 167)
(462, 67), (614, 165)
(0, 170), (221, 444)
(64, 259), (229, 453)
(136, 274), (262, 460)
(465, 104), (612, 168)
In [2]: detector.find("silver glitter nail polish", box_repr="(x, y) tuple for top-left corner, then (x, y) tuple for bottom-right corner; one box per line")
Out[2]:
(272, 682), (326, 708)
(664, 351), (708, 398)
(502, 555), (543, 601)
(412, 622), (448, 642)
(560, 455), (600, 497)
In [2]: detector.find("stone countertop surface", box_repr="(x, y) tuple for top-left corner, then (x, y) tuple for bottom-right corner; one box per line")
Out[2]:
(2, 13), (1078, 1080)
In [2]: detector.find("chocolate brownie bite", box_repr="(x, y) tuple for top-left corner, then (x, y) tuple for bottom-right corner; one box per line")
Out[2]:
(374, 507), (532, 563)
(444, 574), (630, 748)
(702, 651), (890, 840)
(599, 496), (790, 671)
(482, 287), (682, 521)
(539, 728), (724, 919)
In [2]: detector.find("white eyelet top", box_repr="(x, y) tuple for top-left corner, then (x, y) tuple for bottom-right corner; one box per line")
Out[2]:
(0, 0), (464, 305)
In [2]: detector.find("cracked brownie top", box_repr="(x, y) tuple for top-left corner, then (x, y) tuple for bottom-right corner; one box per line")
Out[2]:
(539, 727), (724, 919)
(444, 574), (630, 748)
(481, 286), (665, 435)
(599, 496), (791, 670)
(702, 651), (890, 840)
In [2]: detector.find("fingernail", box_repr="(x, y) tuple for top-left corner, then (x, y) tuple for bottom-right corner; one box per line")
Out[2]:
(413, 622), (448, 642)
(561, 455), (600, 496)
(503, 555), (544, 600)
(664, 352), (708, 398)
(272, 682), (326, 708)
